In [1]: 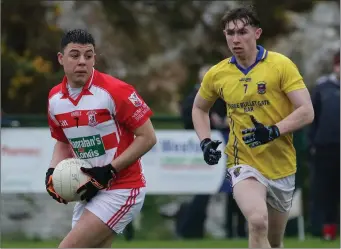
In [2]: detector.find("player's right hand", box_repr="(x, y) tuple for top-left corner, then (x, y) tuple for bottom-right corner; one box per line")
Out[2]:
(200, 138), (222, 165)
(75, 164), (117, 202)
(45, 168), (68, 204)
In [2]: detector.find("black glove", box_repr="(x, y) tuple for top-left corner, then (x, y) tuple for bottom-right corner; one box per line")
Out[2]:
(45, 168), (67, 204)
(76, 164), (117, 201)
(242, 115), (280, 148)
(200, 138), (222, 165)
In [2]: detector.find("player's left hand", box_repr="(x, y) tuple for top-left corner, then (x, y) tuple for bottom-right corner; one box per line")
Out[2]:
(242, 115), (280, 148)
(76, 164), (117, 201)
(45, 168), (68, 204)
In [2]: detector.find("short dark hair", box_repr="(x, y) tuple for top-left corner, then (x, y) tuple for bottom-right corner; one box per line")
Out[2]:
(60, 29), (95, 52)
(221, 6), (260, 30)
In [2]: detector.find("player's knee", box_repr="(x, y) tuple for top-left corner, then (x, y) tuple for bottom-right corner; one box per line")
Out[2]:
(248, 212), (268, 234)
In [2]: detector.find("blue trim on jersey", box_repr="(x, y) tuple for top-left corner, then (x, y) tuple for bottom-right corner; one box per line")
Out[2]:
(230, 45), (268, 75)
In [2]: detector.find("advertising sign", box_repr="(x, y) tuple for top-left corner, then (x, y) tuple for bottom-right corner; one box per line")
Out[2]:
(1, 128), (226, 194)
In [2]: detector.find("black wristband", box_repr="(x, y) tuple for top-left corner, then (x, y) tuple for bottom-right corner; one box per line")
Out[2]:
(106, 164), (118, 175)
(271, 125), (280, 138)
(200, 138), (211, 151)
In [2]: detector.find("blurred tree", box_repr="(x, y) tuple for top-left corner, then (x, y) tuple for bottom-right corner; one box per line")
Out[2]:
(1, 1), (65, 114)
(1, 0), (314, 114)
(1, 1), (109, 114)
(97, 0), (314, 112)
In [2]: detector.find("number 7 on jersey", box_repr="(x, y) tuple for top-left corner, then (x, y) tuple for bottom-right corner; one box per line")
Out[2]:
(243, 84), (248, 94)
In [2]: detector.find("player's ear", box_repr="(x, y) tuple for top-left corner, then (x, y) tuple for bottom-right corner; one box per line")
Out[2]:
(57, 52), (64, 66)
(255, 28), (262, 40)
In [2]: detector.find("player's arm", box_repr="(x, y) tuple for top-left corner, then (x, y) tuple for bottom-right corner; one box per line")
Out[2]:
(242, 57), (314, 148)
(77, 118), (156, 202)
(275, 88), (314, 135)
(193, 94), (222, 165)
(50, 141), (74, 168)
(192, 68), (222, 165)
(46, 141), (72, 204)
(192, 93), (215, 141)
(47, 110), (73, 168)
(108, 87), (156, 171)
(46, 107), (72, 204)
(275, 57), (314, 135)
(111, 119), (156, 171)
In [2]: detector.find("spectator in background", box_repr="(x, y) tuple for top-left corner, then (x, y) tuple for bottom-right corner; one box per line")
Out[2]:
(308, 50), (340, 240)
(181, 65), (228, 135)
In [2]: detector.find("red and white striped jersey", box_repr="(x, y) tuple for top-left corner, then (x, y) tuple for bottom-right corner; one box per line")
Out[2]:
(48, 69), (152, 189)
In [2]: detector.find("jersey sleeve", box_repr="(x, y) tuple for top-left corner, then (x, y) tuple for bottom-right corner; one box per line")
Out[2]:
(280, 57), (307, 94)
(47, 102), (68, 143)
(198, 68), (219, 102)
(113, 84), (153, 131)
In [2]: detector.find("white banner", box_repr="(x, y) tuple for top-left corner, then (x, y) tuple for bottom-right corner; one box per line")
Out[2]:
(141, 130), (226, 194)
(1, 128), (226, 194)
(1, 128), (54, 193)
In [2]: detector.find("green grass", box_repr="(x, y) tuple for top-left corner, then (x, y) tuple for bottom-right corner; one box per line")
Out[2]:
(2, 237), (340, 248)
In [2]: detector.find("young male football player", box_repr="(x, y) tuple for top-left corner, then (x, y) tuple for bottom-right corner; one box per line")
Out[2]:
(45, 29), (156, 248)
(192, 7), (314, 248)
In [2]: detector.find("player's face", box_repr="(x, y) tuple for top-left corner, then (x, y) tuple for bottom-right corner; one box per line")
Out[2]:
(58, 43), (96, 87)
(223, 19), (262, 59)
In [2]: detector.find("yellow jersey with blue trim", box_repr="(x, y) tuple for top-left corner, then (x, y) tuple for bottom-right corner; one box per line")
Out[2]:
(198, 46), (306, 180)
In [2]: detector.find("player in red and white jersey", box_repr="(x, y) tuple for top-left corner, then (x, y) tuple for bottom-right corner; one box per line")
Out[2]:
(45, 29), (157, 248)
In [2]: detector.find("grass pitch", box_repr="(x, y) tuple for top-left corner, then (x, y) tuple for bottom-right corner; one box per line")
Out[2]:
(2, 237), (340, 248)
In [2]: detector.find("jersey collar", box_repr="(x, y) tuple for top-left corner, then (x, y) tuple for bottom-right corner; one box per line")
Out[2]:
(60, 68), (96, 106)
(229, 45), (268, 75)
(61, 67), (95, 96)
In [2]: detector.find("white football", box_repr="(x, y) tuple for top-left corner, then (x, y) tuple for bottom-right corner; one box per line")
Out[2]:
(52, 158), (92, 202)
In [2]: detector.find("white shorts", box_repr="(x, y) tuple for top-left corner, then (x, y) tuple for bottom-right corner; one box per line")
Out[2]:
(228, 165), (295, 212)
(72, 187), (146, 234)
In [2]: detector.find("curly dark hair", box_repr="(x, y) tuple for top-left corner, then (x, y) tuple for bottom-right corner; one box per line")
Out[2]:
(60, 29), (95, 52)
(221, 6), (260, 30)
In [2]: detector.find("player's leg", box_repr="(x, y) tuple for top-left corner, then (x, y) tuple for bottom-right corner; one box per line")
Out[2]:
(266, 174), (295, 248)
(321, 147), (340, 240)
(323, 169), (340, 240)
(229, 165), (270, 248)
(236, 206), (247, 238)
(59, 208), (114, 248)
(226, 193), (234, 238)
(313, 145), (333, 239)
(60, 187), (145, 248)
(267, 205), (289, 248)
(97, 233), (114, 248)
(234, 178), (270, 248)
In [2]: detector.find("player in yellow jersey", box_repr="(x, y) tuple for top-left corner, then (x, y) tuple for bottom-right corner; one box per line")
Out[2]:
(192, 6), (314, 248)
